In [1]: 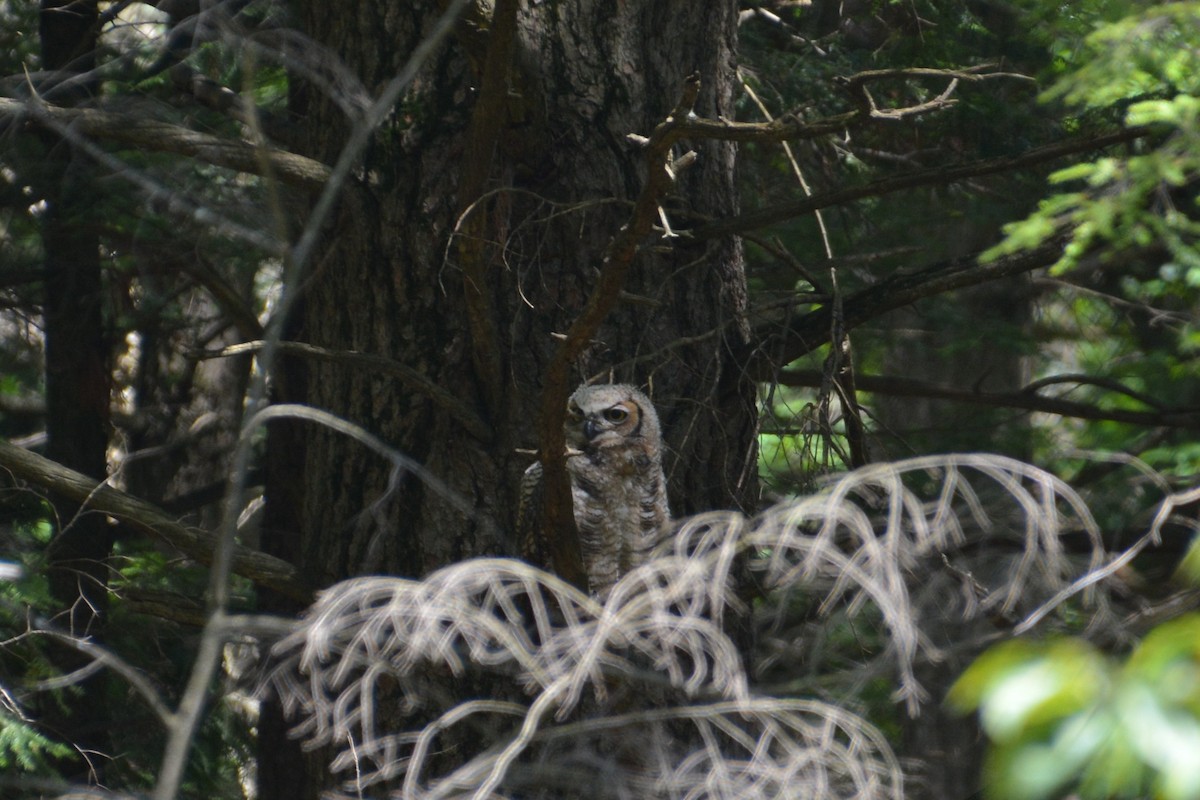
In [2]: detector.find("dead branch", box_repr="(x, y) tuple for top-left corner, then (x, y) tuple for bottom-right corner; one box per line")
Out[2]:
(691, 126), (1154, 240)
(778, 370), (1200, 431)
(839, 65), (1036, 95)
(673, 66), (1029, 147)
(536, 73), (703, 591)
(0, 439), (311, 603)
(0, 97), (332, 192)
(836, 67), (972, 121)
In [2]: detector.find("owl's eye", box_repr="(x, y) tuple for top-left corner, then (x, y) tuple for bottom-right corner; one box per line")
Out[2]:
(603, 406), (630, 423)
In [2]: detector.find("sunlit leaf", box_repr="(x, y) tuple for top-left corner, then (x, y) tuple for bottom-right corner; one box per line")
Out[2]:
(1175, 537), (1200, 587)
(949, 639), (1107, 742)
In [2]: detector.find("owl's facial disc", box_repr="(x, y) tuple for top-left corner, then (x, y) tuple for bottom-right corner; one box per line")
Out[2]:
(580, 401), (640, 447)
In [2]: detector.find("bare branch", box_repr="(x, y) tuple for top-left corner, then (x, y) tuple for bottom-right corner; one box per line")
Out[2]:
(535, 73), (704, 591)
(266, 559), (902, 798)
(0, 439), (310, 602)
(840, 65), (1036, 94)
(265, 454), (1122, 793)
(778, 370), (1200, 431)
(691, 126), (1153, 240)
(0, 96), (332, 192)
(670, 66), (1031, 148)
(829, 67), (1029, 130)
(711, 454), (1104, 710)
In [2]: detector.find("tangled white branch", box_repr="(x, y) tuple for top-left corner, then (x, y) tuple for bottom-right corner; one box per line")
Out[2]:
(265, 454), (1113, 798)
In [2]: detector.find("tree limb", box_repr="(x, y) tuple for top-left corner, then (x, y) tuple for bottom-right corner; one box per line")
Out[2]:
(746, 236), (1069, 376)
(841, 65), (1035, 87)
(669, 66), (1030, 146)
(778, 370), (1200, 430)
(0, 439), (311, 603)
(0, 96), (332, 192)
(691, 126), (1153, 240)
(536, 73), (703, 591)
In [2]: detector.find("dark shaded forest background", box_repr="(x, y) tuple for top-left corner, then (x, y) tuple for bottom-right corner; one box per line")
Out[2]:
(1, 0), (1199, 798)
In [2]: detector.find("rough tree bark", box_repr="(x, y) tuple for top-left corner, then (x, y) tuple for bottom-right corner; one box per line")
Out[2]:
(265, 0), (754, 589)
(259, 1), (755, 795)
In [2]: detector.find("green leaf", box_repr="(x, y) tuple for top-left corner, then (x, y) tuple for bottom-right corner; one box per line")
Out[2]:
(1176, 537), (1200, 587)
(1125, 99), (1181, 127)
(1118, 682), (1200, 800)
(949, 639), (1107, 741)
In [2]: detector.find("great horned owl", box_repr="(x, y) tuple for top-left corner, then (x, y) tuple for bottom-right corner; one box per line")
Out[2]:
(519, 383), (671, 597)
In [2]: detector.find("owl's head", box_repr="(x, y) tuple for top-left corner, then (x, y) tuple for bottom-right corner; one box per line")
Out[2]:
(565, 383), (660, 451)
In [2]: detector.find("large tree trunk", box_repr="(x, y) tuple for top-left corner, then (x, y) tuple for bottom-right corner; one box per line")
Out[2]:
(259, 1), (754, 794)
(269, 0), (754, 586)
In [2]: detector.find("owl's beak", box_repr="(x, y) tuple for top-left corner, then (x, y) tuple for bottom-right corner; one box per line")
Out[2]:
(583, 419), (601, 441)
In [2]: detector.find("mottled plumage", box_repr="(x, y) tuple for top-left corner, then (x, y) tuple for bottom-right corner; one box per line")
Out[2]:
(519, 383), (670, 597)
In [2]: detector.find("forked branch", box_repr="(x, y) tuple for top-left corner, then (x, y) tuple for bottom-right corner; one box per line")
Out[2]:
(535, 73), (704, 591)
(670, 65), (1032, 145)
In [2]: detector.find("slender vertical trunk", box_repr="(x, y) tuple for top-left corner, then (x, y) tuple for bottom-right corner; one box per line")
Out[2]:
(37, 0), (112, 781)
